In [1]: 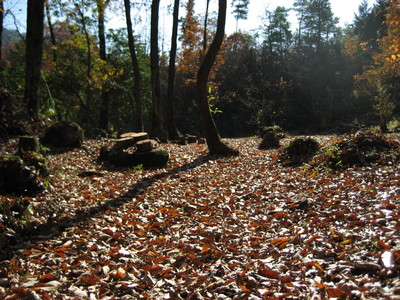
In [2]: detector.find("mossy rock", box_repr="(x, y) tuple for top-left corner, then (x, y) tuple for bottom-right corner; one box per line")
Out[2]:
(43, 121), (84, 148)
(322, 132), (399, 168)
(259, 131), (281, 150)
(278, 137), (320, 165)
(0, 156), (44, 195)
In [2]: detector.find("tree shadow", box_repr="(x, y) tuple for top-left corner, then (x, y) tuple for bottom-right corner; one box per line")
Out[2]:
(0, 153), (216, 261)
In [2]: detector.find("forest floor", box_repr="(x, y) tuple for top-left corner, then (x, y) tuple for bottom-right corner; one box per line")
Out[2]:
(0, 134), (399, 299)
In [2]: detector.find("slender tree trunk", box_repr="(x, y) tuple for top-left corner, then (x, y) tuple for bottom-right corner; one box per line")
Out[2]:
(76, 4), (93, 130)
(97, 0), (111, 132)
(24, 0), (45, 118)
(0, 0), (4, 64)
(196, 0), (238, 155)
(150, 0), (164, 139)
(124, 0), (143, 132)
(166, 0), (180, 140)
(45, 1), (56, 59)
(203, 0), (210, 51)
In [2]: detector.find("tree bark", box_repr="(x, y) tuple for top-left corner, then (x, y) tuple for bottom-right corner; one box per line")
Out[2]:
(150, 0), (163, 138)
(196, 0), (238, 155)
(45, 1), (56, 59)
(124, 0), (143, 132)
(203, 0), (210, 51)
(166, 0), (180, 140)
(97, 0), (111, 132)
(0, 0), (4, 64)
(24, 0), (45, 118)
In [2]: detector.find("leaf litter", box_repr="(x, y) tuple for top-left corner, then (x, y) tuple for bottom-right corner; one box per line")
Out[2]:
(0, 134), (399, 299)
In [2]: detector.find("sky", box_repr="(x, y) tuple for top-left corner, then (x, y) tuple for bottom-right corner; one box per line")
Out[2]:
(3, 0), (377, 35)
(199, 0), (377, 34)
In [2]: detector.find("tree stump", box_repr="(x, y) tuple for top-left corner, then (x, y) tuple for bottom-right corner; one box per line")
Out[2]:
(120, 132), (148, 142)
(18, 136), (41, 153)
(114, 137), (136, 149)
(186, 135), (198, 144)
(136, 139), (158, 153)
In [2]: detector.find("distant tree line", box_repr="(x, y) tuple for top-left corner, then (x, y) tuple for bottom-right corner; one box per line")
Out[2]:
(0, 0), (399, 143)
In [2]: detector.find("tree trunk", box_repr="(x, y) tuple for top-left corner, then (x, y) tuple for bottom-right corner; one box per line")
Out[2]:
(76, 4), (93, 131)
(196, 0), (238, 155)
(203, 0), (210, 51)
(45, 1), (57, 59)
(150, 0), (163, 138)
(0, 0), (4, 64)
(124, 0), (143, 132)
(97, 0), (111, 132)
(24, 0), (45, 118)
(166, 0), (180, 140)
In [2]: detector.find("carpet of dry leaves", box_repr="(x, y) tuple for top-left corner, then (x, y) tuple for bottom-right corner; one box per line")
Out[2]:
(0, 135), (399, 299)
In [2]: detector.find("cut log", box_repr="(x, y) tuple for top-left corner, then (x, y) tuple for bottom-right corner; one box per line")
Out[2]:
(136, 139), (158, 152)
(186, 134), (197, 144)
(114, 137), (136, 149)
(119, 132), (149, 142)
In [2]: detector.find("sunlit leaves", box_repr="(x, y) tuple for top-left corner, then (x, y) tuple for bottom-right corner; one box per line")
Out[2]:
(1, 136), (399, 298)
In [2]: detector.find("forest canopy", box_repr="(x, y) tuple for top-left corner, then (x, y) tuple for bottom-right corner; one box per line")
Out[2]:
(0, 0), (399, 139)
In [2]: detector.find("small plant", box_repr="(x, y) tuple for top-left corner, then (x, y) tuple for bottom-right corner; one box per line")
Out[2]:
(132, 164), (144, 171)
(41, 147), (51, 153)
(207, 87), (222, 115)
(387, 119), (400, 132)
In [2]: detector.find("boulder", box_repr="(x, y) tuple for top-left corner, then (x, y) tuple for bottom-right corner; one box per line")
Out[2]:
(278, 137), (320, 165)
(259, 131), (281, 150)
(43, 121), (84, 148)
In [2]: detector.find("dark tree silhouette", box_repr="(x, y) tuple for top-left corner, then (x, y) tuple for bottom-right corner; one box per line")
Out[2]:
(150, 0), (164, 139)
(196, 0), (238, 155)
(124, 0), (144, 132)
(0, 0), (4, 64)
(97, 0), (111, 132)
(24, 0), (45, 117)
(166, 0), (181, 140)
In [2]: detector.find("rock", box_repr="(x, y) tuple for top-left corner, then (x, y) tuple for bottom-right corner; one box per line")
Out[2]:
(43, 121), (84, 148)
(278, 137), (320, 165)
(259, 131), (281, 150)
(0, 156), (44, 195)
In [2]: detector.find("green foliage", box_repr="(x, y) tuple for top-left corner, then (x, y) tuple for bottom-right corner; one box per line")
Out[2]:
(132, 164), (144, 171)
(208, 87), (222, 115)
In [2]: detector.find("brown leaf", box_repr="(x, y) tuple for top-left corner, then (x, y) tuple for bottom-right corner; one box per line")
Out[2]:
(258, 268), (280, 279)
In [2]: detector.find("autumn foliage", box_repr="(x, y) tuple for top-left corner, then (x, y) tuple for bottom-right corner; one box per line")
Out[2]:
(1, 133), (399, 298)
